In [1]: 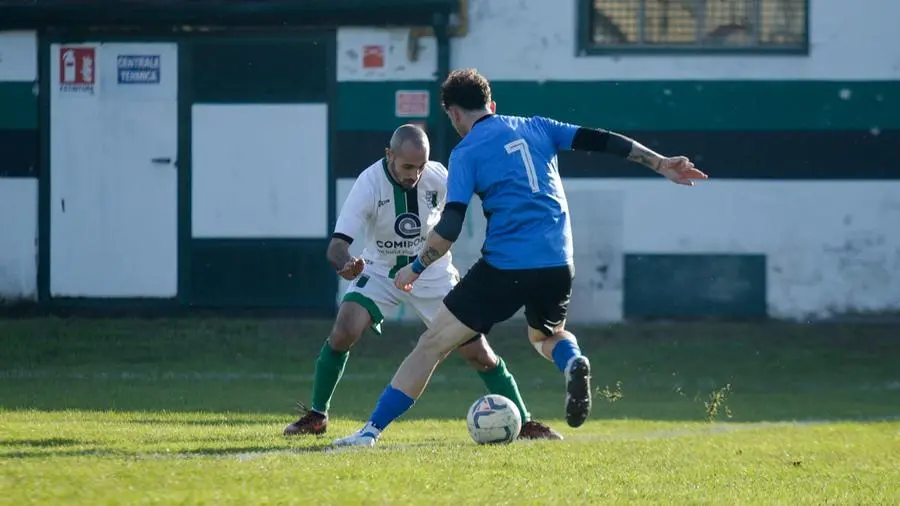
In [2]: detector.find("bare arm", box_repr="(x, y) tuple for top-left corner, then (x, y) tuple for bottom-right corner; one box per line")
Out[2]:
(326, 235), (353, 271)
(418, 231), (454, 268)
(626, 140), (665, 173)
(568, 125), (707, 185)
(571, 127), (664, 173)
(411, 202), (466, 272)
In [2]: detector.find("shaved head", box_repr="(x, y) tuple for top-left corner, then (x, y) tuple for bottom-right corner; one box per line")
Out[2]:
(385, 124), (430, 189)
(389, 124), (430, 154)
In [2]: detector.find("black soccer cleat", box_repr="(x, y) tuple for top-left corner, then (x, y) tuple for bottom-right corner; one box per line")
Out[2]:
(564, 356), (592, 428)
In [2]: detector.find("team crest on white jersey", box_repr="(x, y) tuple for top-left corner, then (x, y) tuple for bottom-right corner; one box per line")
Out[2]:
(425, 190), (439, 209)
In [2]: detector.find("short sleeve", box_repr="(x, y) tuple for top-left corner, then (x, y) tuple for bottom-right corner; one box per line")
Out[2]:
(333, 173), (374, 240)
(428, 161), (450, 206)
(534, 116), (581, 151)
(446, 150), (476, 205)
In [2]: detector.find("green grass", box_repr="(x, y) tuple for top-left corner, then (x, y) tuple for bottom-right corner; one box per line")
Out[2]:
(1, 318), (899, 504)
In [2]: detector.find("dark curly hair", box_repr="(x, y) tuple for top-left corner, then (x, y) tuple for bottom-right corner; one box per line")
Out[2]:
(440, 68), (492, 111)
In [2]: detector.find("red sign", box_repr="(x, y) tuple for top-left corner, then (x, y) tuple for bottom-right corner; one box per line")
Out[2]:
(395, 90), (430, 118)
(362, 45), (385, 69)
(60, 47), (95, 85)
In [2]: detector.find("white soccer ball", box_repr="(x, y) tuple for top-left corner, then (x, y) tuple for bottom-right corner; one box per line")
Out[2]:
(466, 394), (522, 445)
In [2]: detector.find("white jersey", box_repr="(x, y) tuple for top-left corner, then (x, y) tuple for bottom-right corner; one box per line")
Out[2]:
(334, 158), (457, 285)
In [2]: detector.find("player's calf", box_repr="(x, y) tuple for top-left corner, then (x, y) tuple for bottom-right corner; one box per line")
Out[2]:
(284, 301), (372, 437)
(456, 334), (498, 372)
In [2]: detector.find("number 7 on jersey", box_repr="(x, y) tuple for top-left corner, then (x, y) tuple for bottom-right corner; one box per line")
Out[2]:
(505, 139), (540, 193)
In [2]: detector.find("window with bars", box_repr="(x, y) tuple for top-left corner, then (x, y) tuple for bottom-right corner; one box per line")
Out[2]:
(580, 0), (808, 54)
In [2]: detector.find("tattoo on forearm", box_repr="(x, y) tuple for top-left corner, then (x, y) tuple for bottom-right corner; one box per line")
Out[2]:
(419, 246), (443, 267)
(627, 142), (663, 172)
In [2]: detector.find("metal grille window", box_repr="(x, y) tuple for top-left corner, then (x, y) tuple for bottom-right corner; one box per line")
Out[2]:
(581, 0), (808, 54)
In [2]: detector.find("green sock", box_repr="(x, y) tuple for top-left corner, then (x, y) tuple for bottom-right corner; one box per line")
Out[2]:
(478, 356), (531, 422)
(310, 340), (350, 414)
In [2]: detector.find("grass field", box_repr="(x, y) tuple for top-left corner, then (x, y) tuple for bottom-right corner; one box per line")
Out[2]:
(1, 318), (899, 505)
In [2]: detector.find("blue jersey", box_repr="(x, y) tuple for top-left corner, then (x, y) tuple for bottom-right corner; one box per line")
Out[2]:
(446, 114), (580, 270)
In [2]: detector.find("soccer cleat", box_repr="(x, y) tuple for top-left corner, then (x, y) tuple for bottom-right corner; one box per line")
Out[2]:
(564, 356), (592, 428)
(332, 422), (381, 448)
(518, 420), (564, 440)
(283, 403), (328, 436)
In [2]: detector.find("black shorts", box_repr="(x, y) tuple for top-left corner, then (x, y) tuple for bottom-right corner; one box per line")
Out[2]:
(443, 258), (574, 336)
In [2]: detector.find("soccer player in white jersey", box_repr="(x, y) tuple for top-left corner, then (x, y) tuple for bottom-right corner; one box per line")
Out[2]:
(282, 124), (561, 440)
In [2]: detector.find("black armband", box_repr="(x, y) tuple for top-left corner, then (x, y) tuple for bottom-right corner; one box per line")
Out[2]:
(432, 202), (467, 242)
(571, 127), (633, 158)
(332, 232), (353, 244)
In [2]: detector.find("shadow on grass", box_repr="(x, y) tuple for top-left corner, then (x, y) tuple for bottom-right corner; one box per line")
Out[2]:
(0, 444), (341, 459)
(0, 438), (90, 447)
(126, 418), (275, 426)
(0, 448), (120, 459)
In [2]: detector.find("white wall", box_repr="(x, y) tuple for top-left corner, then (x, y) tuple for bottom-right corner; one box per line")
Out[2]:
(338, 0), (900, 82)
(576, 179), (900, 319)
(337, 178), (900, 321)
(0, 181), (37, 300)
(0, 31), (37, 81)
(192, 104), (329, 239)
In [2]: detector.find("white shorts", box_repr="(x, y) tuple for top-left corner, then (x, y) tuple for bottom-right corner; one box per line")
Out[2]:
(342, 269), (459, 334)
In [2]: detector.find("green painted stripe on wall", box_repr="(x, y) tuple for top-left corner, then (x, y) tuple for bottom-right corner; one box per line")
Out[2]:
(338, 80), (438, 131)
(0, 128), (38, 177)
(0, 82), (36, 130)
(333, 129), (900, 179)
(191, 37), (331, 104)
(623, 254), (767, 320)
(338, 81), (900, 132)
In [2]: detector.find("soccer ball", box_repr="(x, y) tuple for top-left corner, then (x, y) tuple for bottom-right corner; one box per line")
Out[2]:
(466, 394), (522, 445)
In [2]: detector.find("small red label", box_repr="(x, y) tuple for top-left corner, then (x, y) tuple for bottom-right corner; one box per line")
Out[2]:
(362, 45), (385, 69)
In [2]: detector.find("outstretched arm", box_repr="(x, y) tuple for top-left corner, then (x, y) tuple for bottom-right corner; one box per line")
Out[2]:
(570, 127), (707, 186)
(537, 116), (707, 186)
(571, 128), (663, 171)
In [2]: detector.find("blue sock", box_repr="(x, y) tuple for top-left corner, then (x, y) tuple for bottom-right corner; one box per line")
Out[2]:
(551, 338), (581, 373)
(369, 385), (415, 430)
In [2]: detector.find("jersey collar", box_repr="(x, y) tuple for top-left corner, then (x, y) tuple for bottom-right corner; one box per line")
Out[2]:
(472, 113), (495, 129)
(381, 157), (407, 190)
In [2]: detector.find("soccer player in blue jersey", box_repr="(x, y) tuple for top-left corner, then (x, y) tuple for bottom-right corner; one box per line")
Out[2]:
(334, 68), (707, 447)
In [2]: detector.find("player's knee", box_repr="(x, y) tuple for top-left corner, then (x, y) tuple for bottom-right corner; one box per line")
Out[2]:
(457, 336), (499, 372)
(414, 327), (457, 362)
(328, 321), (363, 352)
(527, 323), (567, 344)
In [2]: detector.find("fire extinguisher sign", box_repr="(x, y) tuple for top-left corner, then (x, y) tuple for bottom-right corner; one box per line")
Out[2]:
(59, 46), (96, 94)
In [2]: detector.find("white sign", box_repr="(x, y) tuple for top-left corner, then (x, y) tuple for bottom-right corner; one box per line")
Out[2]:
(117, 54), (160, 84)
(395, 90), (430, 118)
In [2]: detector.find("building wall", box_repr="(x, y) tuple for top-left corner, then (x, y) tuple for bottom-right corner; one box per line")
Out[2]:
(0, 31), (38, 301)
(2, 0), (898, 318)
(335, 0), (900, 321)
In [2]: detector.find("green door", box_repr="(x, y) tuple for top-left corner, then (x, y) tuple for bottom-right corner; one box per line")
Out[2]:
(185, 33), (337, 313)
